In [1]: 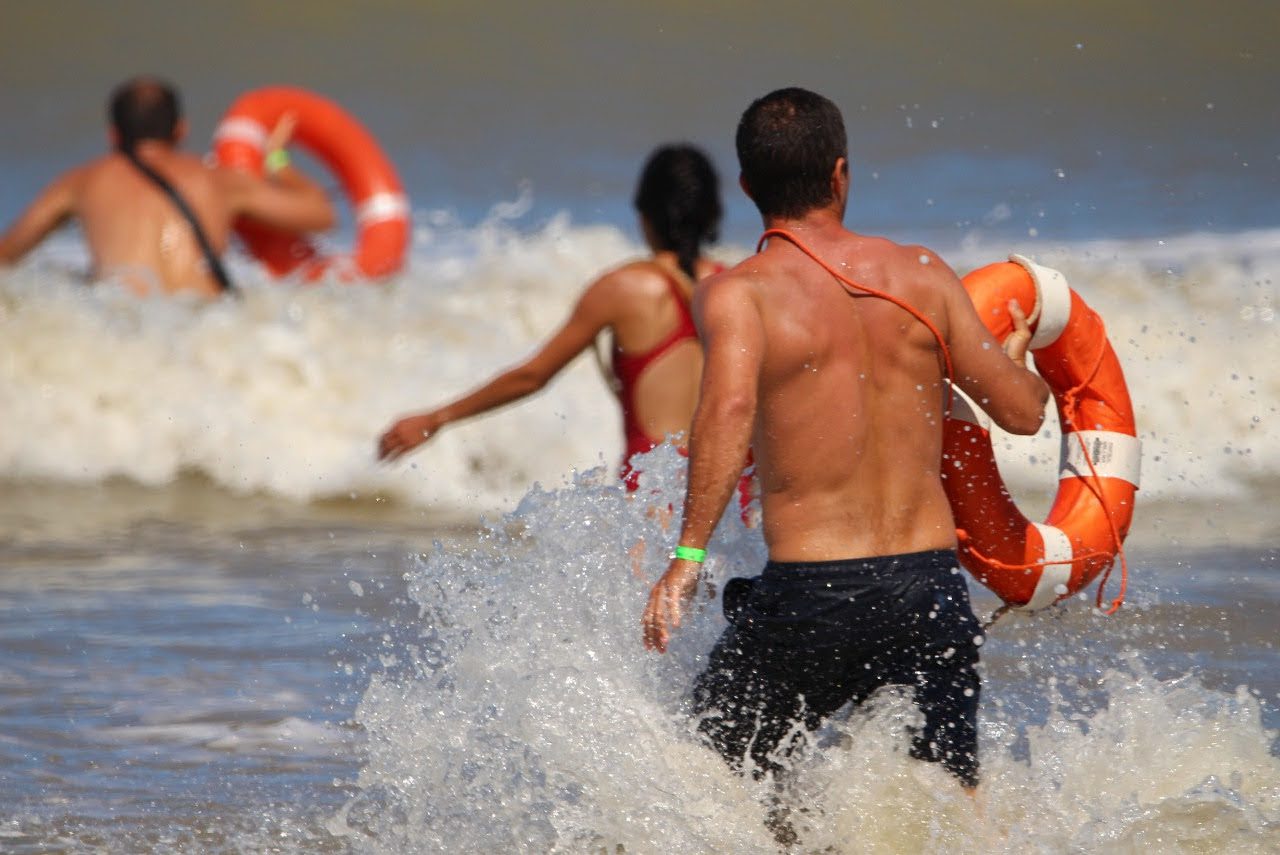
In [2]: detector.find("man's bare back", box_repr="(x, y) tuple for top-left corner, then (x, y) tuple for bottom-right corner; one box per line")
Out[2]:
(723, 225), (1049, 562)
(0, 78), (334, 297)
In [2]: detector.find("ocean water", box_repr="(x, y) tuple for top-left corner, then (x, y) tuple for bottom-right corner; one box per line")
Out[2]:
(2, 2), (1279, 852)
(0, 457), (1277, 853)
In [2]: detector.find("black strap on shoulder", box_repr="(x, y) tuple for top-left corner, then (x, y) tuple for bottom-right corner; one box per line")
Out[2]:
(122, 148), (236, 294)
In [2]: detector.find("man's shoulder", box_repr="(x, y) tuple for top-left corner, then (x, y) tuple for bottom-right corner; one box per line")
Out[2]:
(66, 154), (119, 182)
(691, 262), (760, 323)
(849, 231), (932, 261)
(698, 259), (758, 297)
(855, 234), (956, 283)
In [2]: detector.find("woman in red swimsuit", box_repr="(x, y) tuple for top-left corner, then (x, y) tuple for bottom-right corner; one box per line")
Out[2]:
(377, 145), (723, 490)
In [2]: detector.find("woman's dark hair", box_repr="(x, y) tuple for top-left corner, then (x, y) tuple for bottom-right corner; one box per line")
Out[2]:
(736, 87), (847, 219)
(109, 77), (182, 153)
(633, 145), (722, 280)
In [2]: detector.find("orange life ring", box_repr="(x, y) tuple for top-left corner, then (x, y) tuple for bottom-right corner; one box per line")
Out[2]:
(212, 86), (409, 280)
(943, 256), (1140, 612)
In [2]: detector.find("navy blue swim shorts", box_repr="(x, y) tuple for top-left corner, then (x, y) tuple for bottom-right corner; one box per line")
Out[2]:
(692, 548), (983, 788)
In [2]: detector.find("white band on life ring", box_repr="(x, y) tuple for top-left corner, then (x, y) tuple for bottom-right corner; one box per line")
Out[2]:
(355, 192), (410, 226)
(1060, 430), (1142, 487)
(212, 117), (269, 152)
(1021, 522), (1074, 611)
(1010, 254), (1072, 350)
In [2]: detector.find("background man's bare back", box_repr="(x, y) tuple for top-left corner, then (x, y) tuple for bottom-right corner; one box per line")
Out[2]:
(74, 148), (234, 296)
(0, 100), (333, 299)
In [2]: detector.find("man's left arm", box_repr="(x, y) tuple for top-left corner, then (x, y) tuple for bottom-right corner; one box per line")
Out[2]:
(642, 273), (762, 653)
(0, 170), (79, 264)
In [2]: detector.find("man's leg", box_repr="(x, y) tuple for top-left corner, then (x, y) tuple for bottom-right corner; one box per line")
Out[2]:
(908, 652), (981, 789)
(691, 626), (822, 779)
(902, 564), (984, 789)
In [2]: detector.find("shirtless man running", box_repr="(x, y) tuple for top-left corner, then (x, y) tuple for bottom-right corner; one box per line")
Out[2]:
(0, 76), (334, 297)
(642, 88), (1049, 803)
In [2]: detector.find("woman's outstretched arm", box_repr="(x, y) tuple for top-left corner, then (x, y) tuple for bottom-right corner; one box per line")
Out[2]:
(377, 276), (617, 461)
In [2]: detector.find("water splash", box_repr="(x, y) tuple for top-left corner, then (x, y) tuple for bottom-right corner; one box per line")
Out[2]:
(339, 452), (1280, 853)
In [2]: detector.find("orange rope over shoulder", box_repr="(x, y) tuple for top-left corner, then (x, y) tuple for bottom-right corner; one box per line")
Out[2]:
(757, 229), (956, 401)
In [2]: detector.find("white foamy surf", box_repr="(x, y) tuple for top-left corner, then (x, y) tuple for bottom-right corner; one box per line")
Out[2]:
(1, 210), (1276, 518)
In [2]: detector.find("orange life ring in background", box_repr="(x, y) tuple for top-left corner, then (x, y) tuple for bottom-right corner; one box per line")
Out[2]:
(213, 86), (409, 280)
(943, 256), (1140, 612)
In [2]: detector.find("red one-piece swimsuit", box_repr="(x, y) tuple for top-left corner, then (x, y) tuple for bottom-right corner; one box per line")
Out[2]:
(612, 270), (699, 491)
(609, 265), (755, 510)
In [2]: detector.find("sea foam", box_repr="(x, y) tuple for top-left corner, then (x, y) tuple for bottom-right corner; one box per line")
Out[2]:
(1, 213), (1276, 515)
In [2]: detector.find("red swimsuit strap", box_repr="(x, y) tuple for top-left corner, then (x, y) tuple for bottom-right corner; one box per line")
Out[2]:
(612, 271), (697, 386)
(613, 268), (699, 454)
(757, 228), (955, 400)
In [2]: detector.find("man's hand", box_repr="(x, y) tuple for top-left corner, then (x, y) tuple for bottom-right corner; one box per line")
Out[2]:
(1002, 299), (1033, 367)
(642, 558), (701, 653)
(264, 112), (298, 159)
(377, 412), (444, 461)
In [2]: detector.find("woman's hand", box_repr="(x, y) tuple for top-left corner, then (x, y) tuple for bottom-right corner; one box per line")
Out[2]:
(377, 412), (445, 461)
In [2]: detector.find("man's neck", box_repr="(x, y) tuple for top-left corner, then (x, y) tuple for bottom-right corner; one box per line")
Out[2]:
(122, 139), (177, 159)
(761, 206), (847, 239)
(757, 209), (849, 248)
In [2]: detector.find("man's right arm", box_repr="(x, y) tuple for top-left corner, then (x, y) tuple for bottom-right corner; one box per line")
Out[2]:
(642, 272), (762, 653)
(0, 170), (79, 264)
(934, 253), (1049, 434)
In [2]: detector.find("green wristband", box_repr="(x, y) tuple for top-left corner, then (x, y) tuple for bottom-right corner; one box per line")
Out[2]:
(265, 149), (291, 173)
(673, 545), (707, 563)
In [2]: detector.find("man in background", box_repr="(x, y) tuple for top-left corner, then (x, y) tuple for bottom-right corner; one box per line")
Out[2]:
(0, 76), (334, 297)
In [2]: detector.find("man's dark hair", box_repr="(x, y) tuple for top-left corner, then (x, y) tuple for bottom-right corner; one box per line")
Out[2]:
(736, 87), (848, 219)
(633, 144), (722, 280)
(109, 77), (182, 153)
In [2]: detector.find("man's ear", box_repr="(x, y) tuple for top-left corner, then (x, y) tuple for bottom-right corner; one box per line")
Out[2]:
(174, 118), (189, 144)
(831, 157), (849, 196)
(108, 127), (121, 150)
(738, 172), (753, 201)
